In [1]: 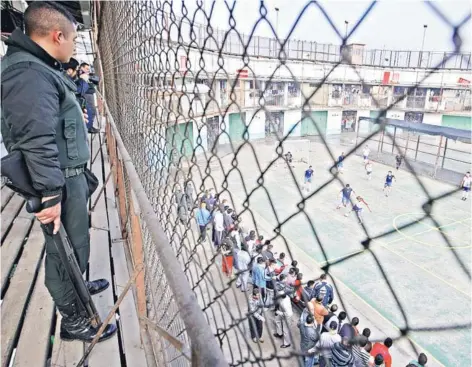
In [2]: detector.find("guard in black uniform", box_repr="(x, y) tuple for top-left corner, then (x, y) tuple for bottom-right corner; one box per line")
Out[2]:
(1, 2), (115, 342)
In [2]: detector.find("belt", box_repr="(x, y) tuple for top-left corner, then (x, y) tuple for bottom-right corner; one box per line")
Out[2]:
(62, 165), (85, 178)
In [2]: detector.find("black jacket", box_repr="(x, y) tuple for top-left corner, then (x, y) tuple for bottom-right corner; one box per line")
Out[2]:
(1, 29), (89, 197)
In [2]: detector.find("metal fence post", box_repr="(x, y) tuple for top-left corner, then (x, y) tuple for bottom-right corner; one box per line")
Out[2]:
(433, 135), (444, 177)
(442, 137), (448, 168)
(392, 126), (397, 153)
(415, 135), (421, 160)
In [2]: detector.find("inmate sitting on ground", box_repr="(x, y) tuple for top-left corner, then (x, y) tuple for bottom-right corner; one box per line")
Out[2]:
(180, 187), (431, 366)
(1, 2), (116, 342)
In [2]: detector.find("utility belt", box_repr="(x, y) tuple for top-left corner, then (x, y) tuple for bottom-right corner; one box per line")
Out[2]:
(62, 165), (99, 197)
(62, 165), (86, 178)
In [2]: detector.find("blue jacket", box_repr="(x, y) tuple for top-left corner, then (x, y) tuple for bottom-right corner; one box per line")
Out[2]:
(252, 264), (271, 289)
(314, 281), (334, 306)
(75, 78), (89, 98)
(196, 208), (211, 226)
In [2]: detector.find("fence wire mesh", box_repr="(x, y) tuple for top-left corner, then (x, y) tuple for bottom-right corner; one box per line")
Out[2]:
(96, 1), (471, 366)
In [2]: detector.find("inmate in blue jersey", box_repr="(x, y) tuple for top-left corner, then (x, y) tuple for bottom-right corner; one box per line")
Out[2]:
(305, 169), (314, 179)
(385, 174), (395, 187)
(342, 187), (353, 198)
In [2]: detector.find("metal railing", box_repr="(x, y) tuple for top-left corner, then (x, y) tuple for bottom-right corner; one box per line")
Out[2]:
(151, 7), (472, 70)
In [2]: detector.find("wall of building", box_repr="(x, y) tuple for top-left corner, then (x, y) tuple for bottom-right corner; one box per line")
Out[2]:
(423, 113), (443, 126)
(441, 115), (472, 130)
(182, 47), (471, 89)
(386, 109), (405, 120)
(284, 110), (302, 137)
(326, 109), (342, 135)
(246, 110), (266, 140)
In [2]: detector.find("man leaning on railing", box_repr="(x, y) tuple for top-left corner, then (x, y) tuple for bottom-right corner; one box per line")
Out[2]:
(1, 1), (115, 343)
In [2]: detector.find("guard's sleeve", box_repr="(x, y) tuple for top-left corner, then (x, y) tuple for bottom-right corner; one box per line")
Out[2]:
(2, 67), (65, 197)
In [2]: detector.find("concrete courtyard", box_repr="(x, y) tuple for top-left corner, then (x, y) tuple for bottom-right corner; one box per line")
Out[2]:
(176, 133), (471, 367)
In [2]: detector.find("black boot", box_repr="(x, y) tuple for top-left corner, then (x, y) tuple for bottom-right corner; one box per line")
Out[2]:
(86, 279), (109, 295)
(58, 303), (117, 342)
(88, 127), (100, 134)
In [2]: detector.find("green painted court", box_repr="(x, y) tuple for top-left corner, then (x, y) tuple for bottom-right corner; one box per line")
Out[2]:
(195, 137), (471, 366)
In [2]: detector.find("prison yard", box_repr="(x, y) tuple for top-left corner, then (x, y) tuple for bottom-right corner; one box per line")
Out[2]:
(1, 0), (472, 367)
(181, 134), (471, 367)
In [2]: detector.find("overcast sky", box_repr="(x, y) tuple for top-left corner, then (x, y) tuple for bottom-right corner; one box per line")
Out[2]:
(176, 0), (471, 52)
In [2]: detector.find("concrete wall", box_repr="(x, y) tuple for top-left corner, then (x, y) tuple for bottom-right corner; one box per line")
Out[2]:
(246, 110), (266, 140)
(386, 109), (405, 120)
(423, 113), (443, 126)
(284, 110), (302, 137)
(326, 109), (342, 135)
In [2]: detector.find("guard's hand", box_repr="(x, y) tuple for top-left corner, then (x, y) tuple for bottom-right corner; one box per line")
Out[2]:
(35, 195), (61, 234)
(83, 109), (88, 125)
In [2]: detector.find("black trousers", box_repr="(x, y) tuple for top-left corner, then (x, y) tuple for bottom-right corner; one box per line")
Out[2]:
(42, 173), (90, 307)
(248, 316), (263, 339)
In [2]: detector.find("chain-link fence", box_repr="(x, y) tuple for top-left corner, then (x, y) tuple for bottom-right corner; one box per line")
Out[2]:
(96, 1), (471, 366)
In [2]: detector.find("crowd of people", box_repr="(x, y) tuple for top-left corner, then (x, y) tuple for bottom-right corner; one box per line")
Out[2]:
(173, 184), (430, 367)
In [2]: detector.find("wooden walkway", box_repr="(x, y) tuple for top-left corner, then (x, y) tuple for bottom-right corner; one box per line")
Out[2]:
(1, 132), (147, 367)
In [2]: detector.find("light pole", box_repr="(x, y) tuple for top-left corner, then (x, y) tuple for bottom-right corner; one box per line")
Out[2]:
(275, 7), (280, 36)
(344, 20), (349, 39)
(420, 24), (428, 66)
(275, 7), (280, 67)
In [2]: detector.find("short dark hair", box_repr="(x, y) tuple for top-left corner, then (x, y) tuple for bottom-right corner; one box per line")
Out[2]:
(418, 353), (428, 365)
(80, 62), (90, 68)
(296, 273), (303, 280)
(330, 304), (338, 312)
(374, 354), (384, 365)
(269, 259), (277, 265)
(365, 340), (372, 353)
(293, 267), (300, 274)
(351, 317), (359, 326)
(384, 337), (393, 348)
(362, 328), (371, 338)
(320, 273), (327, 280)
(24, 1), (76, 37)
(264, 239), (271, 245)
(357, 335), (368, 348)
(329, 321), (338, 330)
(279, 274), (286, 281)
(346, 184), (350, 188)
(307, 280), (315, 287)
(257, 257), (264, 264)
(305, 315), (314, 325)
(252, 288), (260, 297)
(316, 294), (324, 303)
(338, 311), (347, 320)
(279, 252), (285, 259)
(291, 260), (298, 267)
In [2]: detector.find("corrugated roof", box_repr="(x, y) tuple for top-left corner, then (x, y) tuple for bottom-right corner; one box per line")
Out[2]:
(359, 116), (472, 142)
